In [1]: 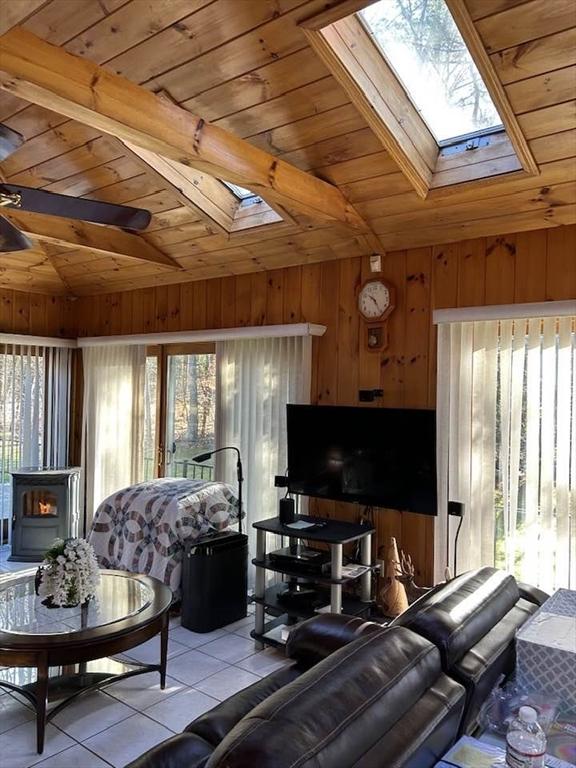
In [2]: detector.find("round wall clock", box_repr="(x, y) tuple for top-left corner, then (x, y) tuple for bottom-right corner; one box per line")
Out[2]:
(357, 279), (395, 321)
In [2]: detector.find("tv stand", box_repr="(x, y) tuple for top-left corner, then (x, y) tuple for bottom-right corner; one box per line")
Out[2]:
(251, 515), (375, 650)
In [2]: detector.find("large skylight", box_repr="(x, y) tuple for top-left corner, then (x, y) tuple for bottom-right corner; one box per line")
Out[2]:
(359, 0), (503, 143)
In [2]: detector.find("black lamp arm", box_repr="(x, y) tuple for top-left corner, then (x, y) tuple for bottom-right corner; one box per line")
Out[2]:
(193, 446), (243, 535)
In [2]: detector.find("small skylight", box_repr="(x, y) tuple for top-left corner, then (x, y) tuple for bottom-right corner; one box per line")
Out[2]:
(222, 181), (262, 203)
(359, 0), (503, 143)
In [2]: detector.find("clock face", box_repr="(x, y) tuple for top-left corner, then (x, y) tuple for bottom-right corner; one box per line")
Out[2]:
(358, 280), (390, 320)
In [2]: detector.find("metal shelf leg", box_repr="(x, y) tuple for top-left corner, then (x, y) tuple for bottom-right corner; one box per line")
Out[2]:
(330, 542), (343, 613)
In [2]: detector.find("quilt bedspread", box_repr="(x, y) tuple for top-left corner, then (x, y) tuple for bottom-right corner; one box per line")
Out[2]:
(88, 478), (240, 595)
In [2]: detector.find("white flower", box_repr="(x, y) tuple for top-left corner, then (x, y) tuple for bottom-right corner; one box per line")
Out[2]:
(39, 538), (100, 607)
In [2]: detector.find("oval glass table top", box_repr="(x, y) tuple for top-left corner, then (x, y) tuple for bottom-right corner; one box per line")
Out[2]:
(0, 569), (156, 636)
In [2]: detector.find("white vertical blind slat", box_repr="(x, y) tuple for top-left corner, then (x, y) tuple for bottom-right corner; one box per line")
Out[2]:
(555, 317), (572, 588)
(523, 319), (542, 583)
(507, 326), (526, 576)
(538, 318), (556, 588)
(434, 324), (451, 581)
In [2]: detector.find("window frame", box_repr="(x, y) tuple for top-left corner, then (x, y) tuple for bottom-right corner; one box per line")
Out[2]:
(300, 0), (538, 198)
(146, 342), (217, 479)
(357, 2), (504, 145)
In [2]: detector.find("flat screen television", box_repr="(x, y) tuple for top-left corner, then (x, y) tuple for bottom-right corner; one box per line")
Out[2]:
(286, 404), (437, 516)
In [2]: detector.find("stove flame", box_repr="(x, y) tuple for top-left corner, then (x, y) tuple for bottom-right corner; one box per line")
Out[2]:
(38, 501), (53, 516)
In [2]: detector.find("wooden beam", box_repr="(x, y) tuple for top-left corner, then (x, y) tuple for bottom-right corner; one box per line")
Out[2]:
(445, 0), (539, 176)
(119, 139), (231, 236)
(303, 17), (436, 199)
(0, 27), (369, 233)
(4, 209), (181, 269)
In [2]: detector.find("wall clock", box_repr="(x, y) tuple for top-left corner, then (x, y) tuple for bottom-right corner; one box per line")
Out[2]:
(357, 279), (395, 351)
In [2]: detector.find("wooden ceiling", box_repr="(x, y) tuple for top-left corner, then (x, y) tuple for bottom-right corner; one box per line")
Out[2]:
(0, 0), (574, 297)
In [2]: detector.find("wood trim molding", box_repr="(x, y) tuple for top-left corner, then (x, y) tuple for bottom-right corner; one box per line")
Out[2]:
(303, 18), (435, 199)
(77, 323), (328, 347)
(0, 27), (369, 234)
(444, 0), (539, 176)
(300, 0), (375, 30)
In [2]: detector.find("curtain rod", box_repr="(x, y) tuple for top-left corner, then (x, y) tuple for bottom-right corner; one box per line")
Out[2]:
(0, 333), (77, 348)
(433, 300), (576, 325)
(77, 323), (327, 348)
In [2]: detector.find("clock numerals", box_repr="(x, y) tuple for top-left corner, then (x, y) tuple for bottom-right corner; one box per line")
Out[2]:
(358, 280), (392, 320)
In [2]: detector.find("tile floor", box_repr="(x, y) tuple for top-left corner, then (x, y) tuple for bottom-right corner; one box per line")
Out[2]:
(0, 548), (290, 768)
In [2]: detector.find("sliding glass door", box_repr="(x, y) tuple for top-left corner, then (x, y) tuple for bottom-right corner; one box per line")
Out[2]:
(144, 344), (216, 481)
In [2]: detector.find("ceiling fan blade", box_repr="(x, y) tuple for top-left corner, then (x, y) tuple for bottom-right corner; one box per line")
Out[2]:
(0, 124), (25, 162)
(0, 184), (151, 231)
(0, 214), (33, 252)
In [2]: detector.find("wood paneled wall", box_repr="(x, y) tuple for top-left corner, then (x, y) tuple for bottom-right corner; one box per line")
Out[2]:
(0, 288), (75, 337)
(75, 224), (575, 582)
(5, 224), (573, 582)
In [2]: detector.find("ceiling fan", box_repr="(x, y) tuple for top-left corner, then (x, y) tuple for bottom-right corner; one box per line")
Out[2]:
(0, 123), (151, 253)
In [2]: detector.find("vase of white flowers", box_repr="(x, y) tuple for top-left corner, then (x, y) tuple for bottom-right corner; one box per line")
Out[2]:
(35, 538), (100, 608)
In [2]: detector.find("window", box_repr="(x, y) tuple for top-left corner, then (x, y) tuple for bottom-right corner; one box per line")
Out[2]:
(221, 181), (262, 205)
(437, 313), (575, 592)
(359, 0), (502, 143)
(0, 344), (72, 547)
(302, 0), (536, 195)
(144, 345), (216, 481)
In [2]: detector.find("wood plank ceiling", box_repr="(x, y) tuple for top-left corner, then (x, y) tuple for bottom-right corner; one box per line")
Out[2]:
(0, 0), (574, 296)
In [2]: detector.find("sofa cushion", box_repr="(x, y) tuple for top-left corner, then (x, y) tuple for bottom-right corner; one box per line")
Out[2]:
(205, 627), (463, 768)
(286, 613), (384, 666)
(394, 567), (520, 670)
(354, 675), (465, 768)
(186, 662), (301, 746)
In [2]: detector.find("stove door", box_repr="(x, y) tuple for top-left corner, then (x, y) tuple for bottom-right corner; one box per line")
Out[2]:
(11, 482), (68, 562)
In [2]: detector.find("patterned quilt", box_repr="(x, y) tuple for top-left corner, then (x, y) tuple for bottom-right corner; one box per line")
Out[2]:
(88, 478), (240, 595)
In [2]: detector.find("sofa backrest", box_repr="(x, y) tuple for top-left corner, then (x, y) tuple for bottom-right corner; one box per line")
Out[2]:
(393, 567), (520, 670)
(206, 626), (465, 768)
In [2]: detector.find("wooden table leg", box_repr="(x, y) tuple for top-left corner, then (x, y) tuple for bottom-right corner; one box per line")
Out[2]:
(159, 613), (168, 689)
(36, 654), (49, 754)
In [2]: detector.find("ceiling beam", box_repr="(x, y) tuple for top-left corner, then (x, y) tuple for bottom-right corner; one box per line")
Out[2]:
(118, 139), (233, 237)
(0, 27), (369, 233)
(4, 209), (181, 268)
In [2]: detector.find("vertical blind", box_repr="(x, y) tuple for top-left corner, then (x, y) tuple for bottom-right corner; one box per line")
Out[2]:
(216, 335), (312, 584)
(81, 344), (146, 533)
(437, 315), (575, 592)
(0, 344), (72, 547)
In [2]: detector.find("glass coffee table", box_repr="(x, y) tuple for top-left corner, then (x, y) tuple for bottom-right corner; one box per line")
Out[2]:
(0, 568), (172, 754)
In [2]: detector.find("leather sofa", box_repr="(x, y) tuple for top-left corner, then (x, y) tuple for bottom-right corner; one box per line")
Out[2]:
(127, 567), (547, 768)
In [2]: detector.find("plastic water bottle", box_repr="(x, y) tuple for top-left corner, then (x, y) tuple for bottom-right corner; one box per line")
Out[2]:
(505, 706), (547, 768)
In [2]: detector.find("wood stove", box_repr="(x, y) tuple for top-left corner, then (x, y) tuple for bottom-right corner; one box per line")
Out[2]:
(10, 468), (81, 562)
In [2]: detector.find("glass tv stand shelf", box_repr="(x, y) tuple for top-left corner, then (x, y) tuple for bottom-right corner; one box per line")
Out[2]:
(251, 514), (375, 650)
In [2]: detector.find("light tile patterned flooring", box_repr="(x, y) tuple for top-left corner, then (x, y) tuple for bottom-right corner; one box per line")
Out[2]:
(0, 550), (289, 768)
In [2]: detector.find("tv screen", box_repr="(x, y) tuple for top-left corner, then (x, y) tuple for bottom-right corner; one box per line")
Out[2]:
(286, 404), (437, 516)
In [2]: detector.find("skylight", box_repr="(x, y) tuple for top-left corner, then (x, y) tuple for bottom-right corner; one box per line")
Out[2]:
(222, 181), (261, 203)
(359, 0), (503, 143)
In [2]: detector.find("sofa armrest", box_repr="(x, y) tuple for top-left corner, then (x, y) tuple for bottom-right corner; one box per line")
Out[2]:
(125, 733), (213, 768)
(285, 613), (383, 667)
(517, 582), (549, 607)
